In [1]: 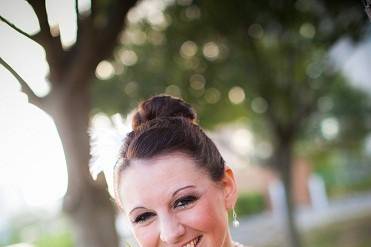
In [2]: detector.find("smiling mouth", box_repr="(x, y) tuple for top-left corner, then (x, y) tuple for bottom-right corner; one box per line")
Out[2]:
(182, 235), (202, 247)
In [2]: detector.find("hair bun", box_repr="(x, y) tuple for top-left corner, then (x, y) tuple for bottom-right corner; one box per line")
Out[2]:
(132, 95), (197, 129)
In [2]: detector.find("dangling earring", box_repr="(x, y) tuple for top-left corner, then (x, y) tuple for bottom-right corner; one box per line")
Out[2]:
(232, 208), (240, 228)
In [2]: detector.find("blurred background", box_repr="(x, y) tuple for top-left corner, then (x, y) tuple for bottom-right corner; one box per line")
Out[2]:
(1, 0), (371, 247)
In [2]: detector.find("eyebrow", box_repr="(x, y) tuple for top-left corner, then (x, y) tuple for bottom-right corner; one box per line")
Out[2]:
(128, 185), (196, 215)
(172, 185), (196, 197)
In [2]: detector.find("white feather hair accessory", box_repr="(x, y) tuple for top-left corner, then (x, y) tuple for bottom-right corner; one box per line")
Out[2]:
(89, 113), (131, 197)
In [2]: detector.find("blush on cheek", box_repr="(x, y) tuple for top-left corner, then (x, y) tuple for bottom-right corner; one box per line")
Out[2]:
(181, 199), (228, 247)
(134, 224), (159, 247)
(183, 198), (227, 232)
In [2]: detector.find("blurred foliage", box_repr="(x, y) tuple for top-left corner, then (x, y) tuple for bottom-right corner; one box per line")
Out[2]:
(34, 231), (73, 247)
(93, 0), (371, 165)
(312, 150), (371, 197)
(234, 192), (266, 217)
(296, 80), (371, 156)
(2, 213), (72, 247)
(6, 229), (21, 245)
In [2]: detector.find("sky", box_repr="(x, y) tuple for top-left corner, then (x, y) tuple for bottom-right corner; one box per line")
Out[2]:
(0, 0), (84, 217)
(0, 0), (370, 221)
(330, 34), (371, 93)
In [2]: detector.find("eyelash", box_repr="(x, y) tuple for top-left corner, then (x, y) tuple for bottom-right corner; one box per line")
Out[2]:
(133, 212), (155, 224)
(132, 195), (199, 224)
(173, 195), (198, 209)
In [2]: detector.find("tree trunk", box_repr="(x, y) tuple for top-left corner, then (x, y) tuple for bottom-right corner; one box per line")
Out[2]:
(50, 84), (118, 247)
(275, 139), (302, 247)
(0, 2), (138, 245)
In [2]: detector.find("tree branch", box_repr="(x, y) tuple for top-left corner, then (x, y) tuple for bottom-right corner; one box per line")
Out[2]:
(62, 0), (138, 94)
(94, 0), (138, 62)
(75, 0), (80, 36)
(26, 0), (65, 82)
(0, 15), (37, 42)
(26, 0), (50, 35)
(0, 57), (44, 107)
(90, 0), (97, 19)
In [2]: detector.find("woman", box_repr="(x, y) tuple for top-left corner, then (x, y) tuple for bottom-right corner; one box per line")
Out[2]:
(114, 95), (248, 247)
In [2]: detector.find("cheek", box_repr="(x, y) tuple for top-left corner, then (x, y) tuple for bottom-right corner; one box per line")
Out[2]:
(182, 195), (228, 232)
(132, 225), (159, 247)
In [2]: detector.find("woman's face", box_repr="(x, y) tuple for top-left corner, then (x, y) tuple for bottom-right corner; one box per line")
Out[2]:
(118, 153), (237, 247)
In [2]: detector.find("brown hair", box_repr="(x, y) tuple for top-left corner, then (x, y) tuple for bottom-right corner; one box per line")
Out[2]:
(114, 95), (225, 205)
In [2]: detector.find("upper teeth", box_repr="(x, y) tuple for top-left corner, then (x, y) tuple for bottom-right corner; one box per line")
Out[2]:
(183, 237), (198, 247)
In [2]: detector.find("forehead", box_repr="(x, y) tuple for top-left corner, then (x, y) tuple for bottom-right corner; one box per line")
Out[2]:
(119, 153), (210, 210)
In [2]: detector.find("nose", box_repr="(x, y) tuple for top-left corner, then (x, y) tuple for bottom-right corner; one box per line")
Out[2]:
(159, 214), (185, 244)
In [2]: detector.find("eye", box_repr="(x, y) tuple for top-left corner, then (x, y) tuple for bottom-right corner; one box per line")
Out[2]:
(173, 195), (198, 209)
(133, 212), (156, 224)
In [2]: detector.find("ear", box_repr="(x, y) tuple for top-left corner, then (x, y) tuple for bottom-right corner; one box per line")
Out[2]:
(222, 165), (238, 210)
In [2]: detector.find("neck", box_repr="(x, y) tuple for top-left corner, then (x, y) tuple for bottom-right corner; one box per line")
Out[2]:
(223, 229), (235, 247)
